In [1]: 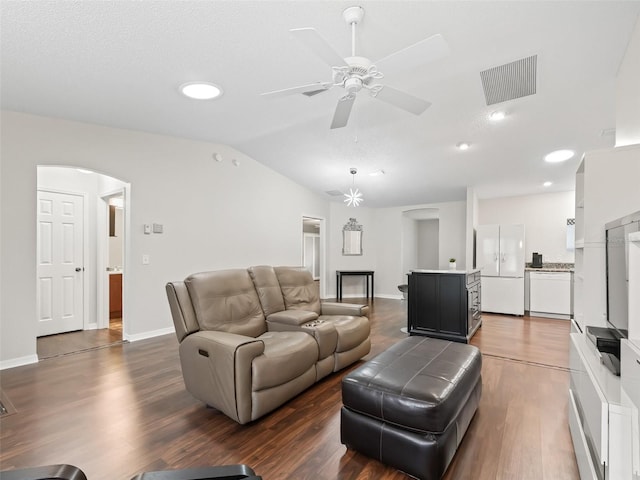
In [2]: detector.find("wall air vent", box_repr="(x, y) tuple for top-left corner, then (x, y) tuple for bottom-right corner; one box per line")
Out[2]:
(480, 55), (537, 105)
(325, 190), (344, 197)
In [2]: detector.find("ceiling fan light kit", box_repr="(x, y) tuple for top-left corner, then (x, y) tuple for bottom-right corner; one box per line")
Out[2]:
(344, 167), (363, 207)
(261, 5), (449, 129)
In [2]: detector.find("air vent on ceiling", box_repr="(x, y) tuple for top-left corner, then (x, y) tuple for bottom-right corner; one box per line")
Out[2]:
(325, 190), (344, 197)
(480, 55), (537, 105)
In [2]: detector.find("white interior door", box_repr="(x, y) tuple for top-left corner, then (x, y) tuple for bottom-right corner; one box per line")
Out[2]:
(37, 190), (84, 336)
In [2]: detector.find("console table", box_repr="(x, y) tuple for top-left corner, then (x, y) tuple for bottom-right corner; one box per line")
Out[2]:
(336, 270), (374, 301)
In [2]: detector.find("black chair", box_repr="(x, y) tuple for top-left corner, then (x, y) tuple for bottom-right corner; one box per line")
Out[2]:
(0, 464), (260, 480)
(130, 465), (261, 480)
(0, 464), (88, 480)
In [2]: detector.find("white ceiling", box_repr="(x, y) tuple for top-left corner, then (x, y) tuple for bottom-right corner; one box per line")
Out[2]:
(2, 1), (639, 207)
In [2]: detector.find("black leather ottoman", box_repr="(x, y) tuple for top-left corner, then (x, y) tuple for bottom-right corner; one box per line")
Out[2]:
(341, 336), (482, 480)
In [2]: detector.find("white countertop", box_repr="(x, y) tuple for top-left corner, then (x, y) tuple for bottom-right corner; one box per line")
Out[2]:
(526, 267), (573, 272)
(410, 268), (480, 275)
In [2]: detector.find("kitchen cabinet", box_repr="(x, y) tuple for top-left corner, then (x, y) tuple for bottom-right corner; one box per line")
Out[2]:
(408, 269), (481, 343)
(109, 273), (122, 319)
(529, 271), (571, 319)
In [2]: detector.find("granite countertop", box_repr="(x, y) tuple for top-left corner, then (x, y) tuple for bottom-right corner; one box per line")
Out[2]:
(525, 262), (574, 272)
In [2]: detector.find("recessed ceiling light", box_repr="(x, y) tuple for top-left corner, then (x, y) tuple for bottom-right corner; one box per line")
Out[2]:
(457, 142), (470, 151)
(489, 111), (506, 121)
(544, 149), (574, 163)
(369, 169), (385, 176)
(543, 181), (553, 187)
(180, 82), (223, 100)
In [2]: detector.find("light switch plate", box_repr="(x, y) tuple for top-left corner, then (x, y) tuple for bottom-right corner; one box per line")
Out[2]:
(143, 224), (151, 235)
(153, 223), (163, 234)
(142, 254), (150, 265)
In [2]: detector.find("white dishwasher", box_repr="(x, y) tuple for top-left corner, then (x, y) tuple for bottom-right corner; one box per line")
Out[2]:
(529, 271), (571, 319)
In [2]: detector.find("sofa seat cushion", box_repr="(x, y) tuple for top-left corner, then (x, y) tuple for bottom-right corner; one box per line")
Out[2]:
(252, 331), (319, 391)
(185, 270), (267, 338)
(267, 309), (318, 326)
(342, 336), (481, 434)
(320, 315), (370, 353)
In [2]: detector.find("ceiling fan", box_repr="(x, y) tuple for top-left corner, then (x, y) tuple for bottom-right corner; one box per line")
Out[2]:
(261, 6), (449, 129)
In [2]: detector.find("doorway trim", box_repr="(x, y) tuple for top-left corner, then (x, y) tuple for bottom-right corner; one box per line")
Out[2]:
(302, 215), (327, 299)
(98, 188), (127, 332)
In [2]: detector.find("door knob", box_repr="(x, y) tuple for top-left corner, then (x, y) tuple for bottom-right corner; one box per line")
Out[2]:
(75, 267), (83, 272)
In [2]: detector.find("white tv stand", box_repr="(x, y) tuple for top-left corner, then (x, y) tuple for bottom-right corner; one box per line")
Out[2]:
(569, 329), (633, 479)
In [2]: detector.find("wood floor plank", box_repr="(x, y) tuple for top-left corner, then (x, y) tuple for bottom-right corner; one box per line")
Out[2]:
(1, 299), (579, 479)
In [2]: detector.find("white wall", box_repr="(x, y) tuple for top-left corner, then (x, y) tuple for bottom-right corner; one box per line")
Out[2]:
(374, 201), (467, 298)
(109, 206), (124, 269)
(0, 111), (330, 367)
(466, 187), (479, 268)
(478, 191), (576, 264)
(327, 203), (376, 299)
(616, 15), (640, 147)
(417, 219), (439, 269)
(401, 214), (417, 286)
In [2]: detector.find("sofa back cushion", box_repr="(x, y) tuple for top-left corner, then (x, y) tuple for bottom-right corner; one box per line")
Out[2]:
(184, 269), (267, 337)
(248, 265), (286, 316)
(274, 266), (321, 314)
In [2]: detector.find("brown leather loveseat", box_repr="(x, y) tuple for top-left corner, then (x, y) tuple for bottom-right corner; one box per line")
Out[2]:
(166, 266), (370, 424)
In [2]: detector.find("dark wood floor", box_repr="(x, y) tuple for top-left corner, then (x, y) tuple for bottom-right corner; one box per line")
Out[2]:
(0, 299), (578, 480)
(36, 318), (123, 360)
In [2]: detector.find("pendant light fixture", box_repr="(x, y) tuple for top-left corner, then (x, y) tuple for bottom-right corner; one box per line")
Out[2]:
(344, 167), (363, 207)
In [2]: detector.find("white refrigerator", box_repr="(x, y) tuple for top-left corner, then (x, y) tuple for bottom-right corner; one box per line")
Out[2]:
(476, 224), (525, 315)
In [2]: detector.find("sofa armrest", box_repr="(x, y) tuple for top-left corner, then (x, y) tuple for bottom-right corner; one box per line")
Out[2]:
(267, 309), (318, 327)
(321, 301), (369, 317)
(178, 331), (264, 424)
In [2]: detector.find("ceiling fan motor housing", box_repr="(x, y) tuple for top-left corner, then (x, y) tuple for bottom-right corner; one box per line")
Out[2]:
(345, 77), (363, 94)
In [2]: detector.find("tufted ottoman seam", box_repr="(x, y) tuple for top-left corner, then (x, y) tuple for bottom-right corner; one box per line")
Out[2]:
(398, 345), (449, 397)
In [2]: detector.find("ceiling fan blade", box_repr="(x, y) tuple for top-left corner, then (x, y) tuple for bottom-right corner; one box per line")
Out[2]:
(374, 34), (449, 74)
(290, 27), (348, 68)
(373, 86), (431, 115)
(261, 82), (333, 98)
(330, 95), (355, 129)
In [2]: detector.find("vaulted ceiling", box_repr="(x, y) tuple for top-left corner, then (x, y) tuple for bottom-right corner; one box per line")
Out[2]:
(2, 1), (639, 207)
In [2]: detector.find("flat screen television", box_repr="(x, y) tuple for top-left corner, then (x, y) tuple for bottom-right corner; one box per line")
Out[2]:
(605, 210), (640, 340)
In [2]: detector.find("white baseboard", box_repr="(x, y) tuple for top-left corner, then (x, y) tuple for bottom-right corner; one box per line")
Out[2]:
(0, 354), (39, 371)
(529, 311), (571, 320)
(327, 294), (404, 301)
(375, 294), (404, 300)
(124, 326), (175, 343)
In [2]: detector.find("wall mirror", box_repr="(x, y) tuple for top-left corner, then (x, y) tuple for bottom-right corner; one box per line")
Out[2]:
(343, 217), (363, 256)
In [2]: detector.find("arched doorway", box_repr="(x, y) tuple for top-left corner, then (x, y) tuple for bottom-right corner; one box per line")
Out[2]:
(36, 165), (130, 359)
